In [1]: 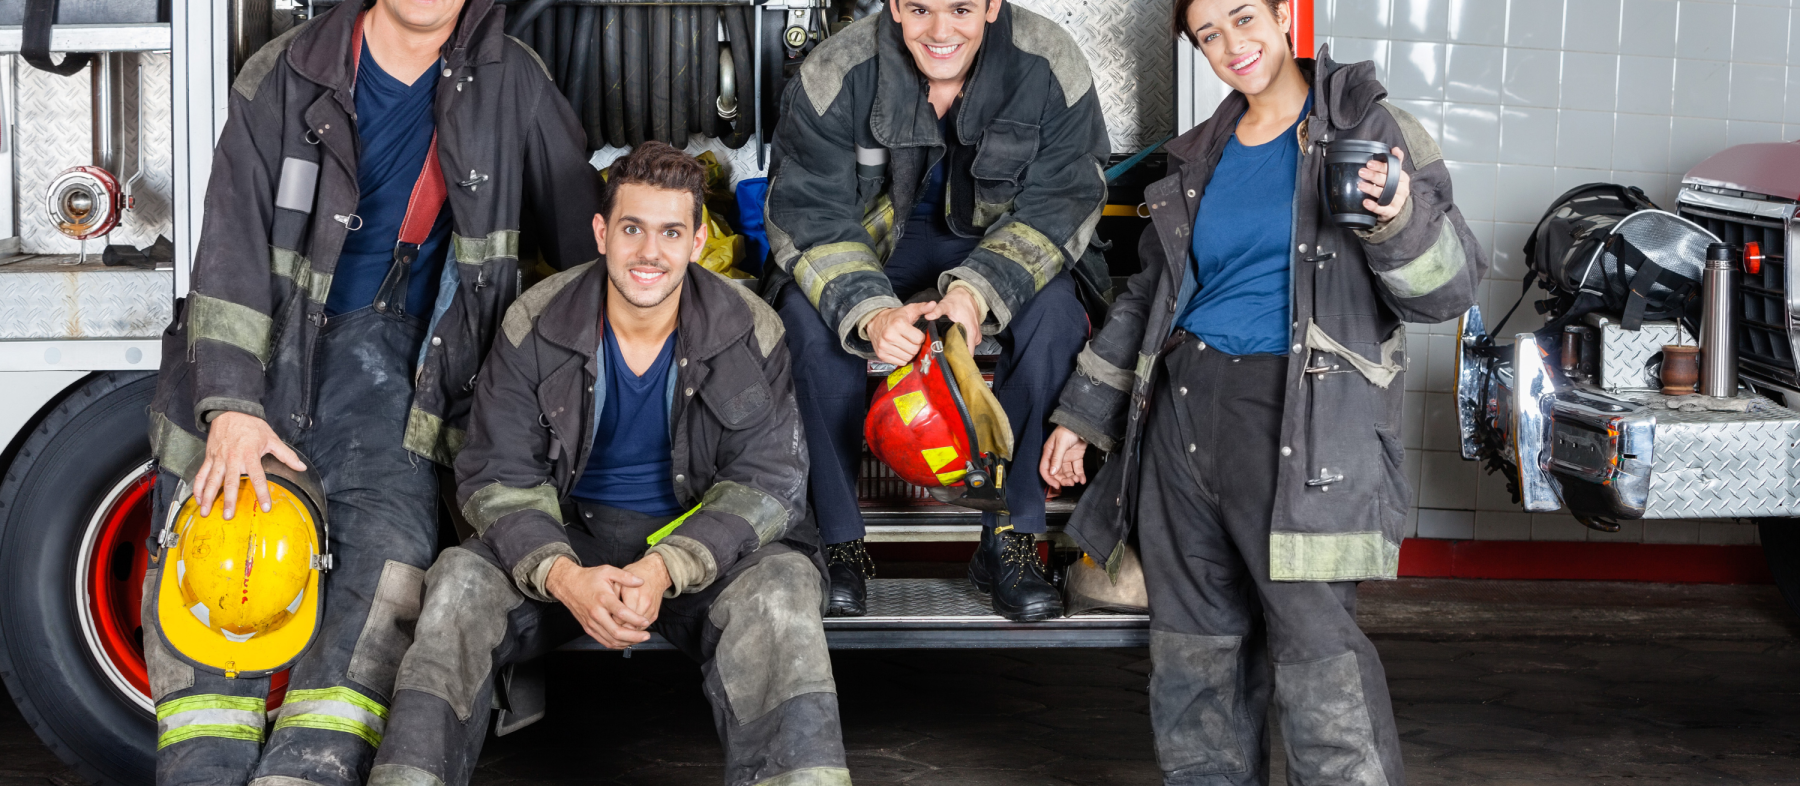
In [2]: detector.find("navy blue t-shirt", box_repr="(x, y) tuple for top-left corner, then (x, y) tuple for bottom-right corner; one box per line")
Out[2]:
(1175, 95), (1312, 356)
(325, 40), (452, 318)
(572, 323), (681, 517)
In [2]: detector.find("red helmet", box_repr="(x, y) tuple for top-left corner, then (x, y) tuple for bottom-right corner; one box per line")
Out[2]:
(865, 320), (1013, 511)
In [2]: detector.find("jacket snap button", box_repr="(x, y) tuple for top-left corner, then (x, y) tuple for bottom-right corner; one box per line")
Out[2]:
(1179, 386), (1188, 396)
(1298, 243), (1308, 253)
(1281, 446), (1293, 456)
(442, 67), (452, 78)
(1196, 341), (1206, 351)
(431, 336), (442, 346)
(1186, 189), (1196, 198)
(1188, 444), (1196, 453)
(675, 474), (685, 483)
(1292, 344), (1303, 353)
(685, 388), (695, 396)
(679, 358), (688, 367)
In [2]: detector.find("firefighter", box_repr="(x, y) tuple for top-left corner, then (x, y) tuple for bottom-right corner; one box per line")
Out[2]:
(1041, 1), (1485, 783)
(765, 0), (1109, 620)
(142, 0), (600, 783)
(367, 143), (846, 786)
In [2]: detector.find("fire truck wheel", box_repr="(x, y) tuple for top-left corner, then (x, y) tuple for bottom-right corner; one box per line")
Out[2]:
(0, 371), (156, 786)
(1757, 520), (1800, 619)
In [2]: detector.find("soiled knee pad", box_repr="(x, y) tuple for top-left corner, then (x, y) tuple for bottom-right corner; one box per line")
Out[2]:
(393, 547), (523, 721)
(1275, 652), (1388, 786)
(707, 551), (835, 723)
(1149, 630), (1251, 777)
(346, 560), (427, 700)
(367, 763), (447, 786)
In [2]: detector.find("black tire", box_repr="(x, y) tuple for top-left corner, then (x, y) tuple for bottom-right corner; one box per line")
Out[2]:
(0, 372), (157, 786)
(623, 5), (647, 147)
(602, 6), (625, 149)
(1758, 519), (1800, 618)
(697, 4), (719, 139)
(649, 5), (672, 144)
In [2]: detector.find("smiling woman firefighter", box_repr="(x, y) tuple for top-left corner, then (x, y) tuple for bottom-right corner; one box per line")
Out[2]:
(1040, 1), (1486, 783)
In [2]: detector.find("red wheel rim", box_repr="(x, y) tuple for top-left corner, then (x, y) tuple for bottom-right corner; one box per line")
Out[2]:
(82, 469), (154, 703)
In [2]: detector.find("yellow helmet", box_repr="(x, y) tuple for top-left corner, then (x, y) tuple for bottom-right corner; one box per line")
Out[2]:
(151, 454), (328, 678)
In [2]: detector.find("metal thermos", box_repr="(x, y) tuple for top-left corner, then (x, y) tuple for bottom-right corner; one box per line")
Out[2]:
(1699, 242), (1739, 397)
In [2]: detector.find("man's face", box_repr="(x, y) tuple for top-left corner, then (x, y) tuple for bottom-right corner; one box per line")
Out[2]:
(1186, 0), (1291, 97)
(890, 0), (1003, 87)
(593, 183), (706, 310)
(376, 0), (467, 34)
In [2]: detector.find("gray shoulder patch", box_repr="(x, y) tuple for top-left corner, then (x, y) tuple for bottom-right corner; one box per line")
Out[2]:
(506, 35), (553, 80)
(232, 21), (310, 101)
(801, 15), (878, 116)
(1008, 6), (1094, 108)
(723, 273), (787, 358)
(502, 261), (595, 347)
(1378, 101), (1443, 171)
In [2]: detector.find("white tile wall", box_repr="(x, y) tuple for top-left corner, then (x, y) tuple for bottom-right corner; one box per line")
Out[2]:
(1315, 0), (1780, 546)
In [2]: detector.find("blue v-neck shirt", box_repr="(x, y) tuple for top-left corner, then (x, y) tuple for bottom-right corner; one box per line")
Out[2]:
(572, 322), (681, 517)
(1175, 95), (1312, 356)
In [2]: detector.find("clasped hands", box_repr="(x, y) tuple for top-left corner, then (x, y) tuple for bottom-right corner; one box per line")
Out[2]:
(546, 552), (672, 649)
(866, 286), (984, 367)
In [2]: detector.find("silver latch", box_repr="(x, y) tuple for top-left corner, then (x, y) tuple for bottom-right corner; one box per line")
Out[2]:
(311, 553), (334, 571)
(1305, 468), (1344, 489)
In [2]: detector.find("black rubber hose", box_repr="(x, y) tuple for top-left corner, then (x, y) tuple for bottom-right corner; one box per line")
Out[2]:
(650, 5), (672, 144)
(513, 18), (534, 58)
(584, 6), (604, 152)
(603, 5), (626, 148)
(685, 5), (702, 136)
(555, 5), (575, 88)
(622, 4), (647, 146)
(720, 5), (754, 149)
(761, 6), (785, 143)
(503, 0), (556, 38)
(567, 6), (596, 137)
(670, 5), (689, 144)
(698, 4), (719, 139)
(535, 8), (554, 84)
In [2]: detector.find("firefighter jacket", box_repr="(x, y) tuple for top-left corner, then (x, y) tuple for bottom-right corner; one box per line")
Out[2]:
(148, 0), (602, 479)
(763, 4), (1110, 358)
(453, 263), (817, 602)
(1054, 47), (1488, 583)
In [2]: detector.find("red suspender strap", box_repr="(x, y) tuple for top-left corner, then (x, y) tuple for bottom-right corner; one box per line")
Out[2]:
(398, 133), (447, 246)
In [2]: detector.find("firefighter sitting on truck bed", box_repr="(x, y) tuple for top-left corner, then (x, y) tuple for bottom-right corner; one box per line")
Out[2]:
(1040, 1), (1486, 784)
(367, 143), (847, 786)
(141, 0), (600, 783)
(765, 0), (1110, 621)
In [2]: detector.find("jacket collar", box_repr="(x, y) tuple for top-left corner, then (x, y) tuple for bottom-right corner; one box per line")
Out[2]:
(1163, 45), (1386, 170)
(870, 4), (1012, 148)
(534, 262), (753, 364)
(286, 0), (502, 99)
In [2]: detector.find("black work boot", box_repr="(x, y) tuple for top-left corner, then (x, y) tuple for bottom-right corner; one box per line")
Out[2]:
(825, 539), (873, 617)
(968, 525), (1064, 622)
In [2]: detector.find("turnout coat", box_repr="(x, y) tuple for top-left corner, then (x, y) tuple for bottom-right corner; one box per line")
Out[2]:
(149, 0), (602, 478)
(1054, 48), (1487, 582)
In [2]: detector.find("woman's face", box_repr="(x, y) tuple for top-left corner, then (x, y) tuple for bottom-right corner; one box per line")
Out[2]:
(1185, 0), (1292, 97)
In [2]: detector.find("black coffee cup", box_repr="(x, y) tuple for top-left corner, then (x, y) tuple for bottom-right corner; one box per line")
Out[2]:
(1322, 139), (1399, 230)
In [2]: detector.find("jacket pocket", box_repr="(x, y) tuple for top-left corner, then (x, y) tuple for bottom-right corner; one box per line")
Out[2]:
(535, 356), (586, 489)
(1374, 426), (1409, 545)
(970, 119), (1040, 227)
(699, 344), (773, 430)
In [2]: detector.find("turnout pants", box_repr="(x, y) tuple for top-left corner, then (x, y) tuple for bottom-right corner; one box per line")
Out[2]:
(368, 503), (849, 786)
(1138, 334), (1403, 786)
(777, 212), (1088, 543)
(147, 308), (442, 786)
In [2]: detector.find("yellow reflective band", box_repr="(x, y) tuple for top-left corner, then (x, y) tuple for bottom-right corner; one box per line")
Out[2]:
(886, 364), (913, 390)
(647, 503), (704, 546)
(158, 723), (264, 750)
(794, 242), (882, 306)
(893, 391), (927, 425)
(461, 482), (562, 535)
(935, 470), (967, 485)
(188, 294), (273, 365)
(921, 446), (960, 472)
(283, 687), (389, 719)
(977, 220), (1064, 290)
(157, 694), (267, 720)
(271, 713), (382, 748)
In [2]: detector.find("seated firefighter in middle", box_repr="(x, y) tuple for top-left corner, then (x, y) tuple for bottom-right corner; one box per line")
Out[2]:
(367, 142), (849, 786)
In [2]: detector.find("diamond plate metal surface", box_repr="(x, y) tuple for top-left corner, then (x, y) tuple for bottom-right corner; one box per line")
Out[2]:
(864, 578), (1002, 619)
(1586, 313), (1686, 391)
(1609, 391), (1800, 519)
(16, 52), (174, 254)
(0, 255), (173, 338)
(1013, 0), (1172, 153)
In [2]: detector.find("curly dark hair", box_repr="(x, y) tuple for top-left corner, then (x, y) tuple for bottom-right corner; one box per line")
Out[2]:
(602, 141), (708, 228)
(1173, 0), (1291, 52)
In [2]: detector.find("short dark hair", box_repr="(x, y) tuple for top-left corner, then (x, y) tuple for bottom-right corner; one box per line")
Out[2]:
(602, 141), (708, 228)
(1173, 0), (1290, 51)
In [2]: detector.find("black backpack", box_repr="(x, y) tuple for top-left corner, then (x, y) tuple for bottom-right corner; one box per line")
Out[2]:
(1513, 183), (1718, 338)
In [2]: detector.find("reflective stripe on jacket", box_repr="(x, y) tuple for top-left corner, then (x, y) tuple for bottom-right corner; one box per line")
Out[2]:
(149, 0), (603, 477)
(1054, 48), (1488, 583)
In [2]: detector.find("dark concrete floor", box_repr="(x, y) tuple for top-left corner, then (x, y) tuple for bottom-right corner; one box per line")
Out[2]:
(3, 579), (1797, 785)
